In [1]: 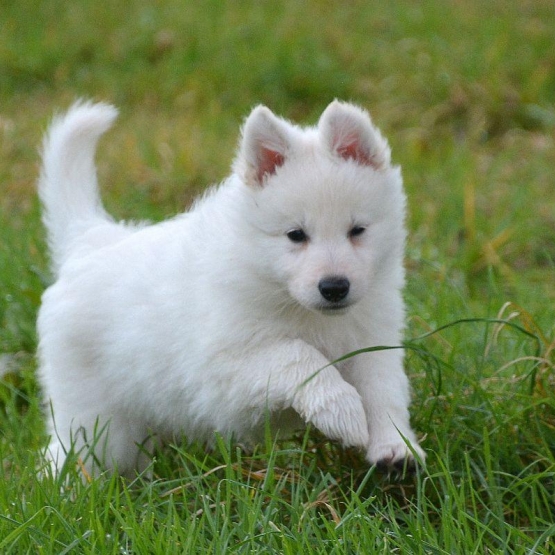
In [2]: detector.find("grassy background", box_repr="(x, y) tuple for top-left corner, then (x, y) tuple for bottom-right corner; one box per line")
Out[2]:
(1, 0), (554, 552)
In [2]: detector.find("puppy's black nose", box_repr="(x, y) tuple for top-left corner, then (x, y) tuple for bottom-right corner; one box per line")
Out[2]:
(318, 277), (350, 303)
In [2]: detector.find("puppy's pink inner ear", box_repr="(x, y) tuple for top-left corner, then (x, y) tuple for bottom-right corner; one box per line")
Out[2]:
(335, 135), (373, 166)
(257, 147), (285, 182)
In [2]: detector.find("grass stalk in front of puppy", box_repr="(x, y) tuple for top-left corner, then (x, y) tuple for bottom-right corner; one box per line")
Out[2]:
(300, 315), (544, 398)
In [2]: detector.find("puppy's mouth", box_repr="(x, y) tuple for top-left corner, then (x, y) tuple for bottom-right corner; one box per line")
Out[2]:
(315, 301), (353, 314)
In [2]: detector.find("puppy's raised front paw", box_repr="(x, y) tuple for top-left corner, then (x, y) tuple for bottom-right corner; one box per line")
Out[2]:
(300, 382), (370, 449)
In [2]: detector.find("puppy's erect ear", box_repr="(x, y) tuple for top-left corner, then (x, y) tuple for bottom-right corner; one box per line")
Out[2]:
(319, 101), (391, 170)
(235, 106), (290, 187)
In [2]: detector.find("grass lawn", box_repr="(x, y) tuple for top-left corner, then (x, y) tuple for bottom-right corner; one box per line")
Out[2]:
(1, 1), (554, 552)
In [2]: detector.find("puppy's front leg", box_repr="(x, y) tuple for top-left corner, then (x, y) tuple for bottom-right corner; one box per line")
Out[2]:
(343, 349), (425, 468)
(244, 339), (369, 449)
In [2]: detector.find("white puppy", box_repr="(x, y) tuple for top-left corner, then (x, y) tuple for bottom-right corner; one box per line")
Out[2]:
(37, 100), (425, 477)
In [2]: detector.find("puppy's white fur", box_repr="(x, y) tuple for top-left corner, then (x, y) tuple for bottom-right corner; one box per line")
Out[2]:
(37, 100), (425, 476)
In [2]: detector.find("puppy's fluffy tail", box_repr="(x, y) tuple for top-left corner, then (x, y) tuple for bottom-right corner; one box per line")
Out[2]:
(38, 101), (118, 273)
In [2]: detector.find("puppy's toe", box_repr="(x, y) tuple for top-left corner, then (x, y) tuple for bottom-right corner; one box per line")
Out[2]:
(368, 441), (425, 473)
(311, 403), (369, 449)
(376, 455), (417, 475)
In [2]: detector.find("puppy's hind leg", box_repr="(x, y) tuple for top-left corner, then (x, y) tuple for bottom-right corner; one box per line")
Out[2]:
(88, 416), (153, 479)
(43, 414), (151, 479)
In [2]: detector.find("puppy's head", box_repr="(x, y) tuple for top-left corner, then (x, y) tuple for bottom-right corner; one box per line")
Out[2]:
(233, 101), (406, 314)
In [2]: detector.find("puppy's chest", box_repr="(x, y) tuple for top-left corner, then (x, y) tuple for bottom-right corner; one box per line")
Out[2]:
(304, 333), (356, 371)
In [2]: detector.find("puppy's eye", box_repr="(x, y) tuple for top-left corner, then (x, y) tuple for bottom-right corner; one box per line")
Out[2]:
(349, 226), (366, 238)
(287, 229), (308, 243)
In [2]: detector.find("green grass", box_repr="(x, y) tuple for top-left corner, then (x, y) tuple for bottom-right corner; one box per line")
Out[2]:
(1, 0), (554, 552)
